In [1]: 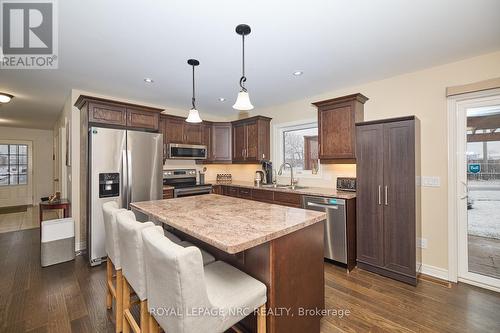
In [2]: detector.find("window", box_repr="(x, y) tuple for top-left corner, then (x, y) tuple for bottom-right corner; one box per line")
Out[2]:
(0, 144), (28, 186)
(280, 122), (319, 174)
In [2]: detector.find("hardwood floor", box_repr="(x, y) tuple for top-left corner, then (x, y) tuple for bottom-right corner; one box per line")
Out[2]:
(1, 228), (500, 333)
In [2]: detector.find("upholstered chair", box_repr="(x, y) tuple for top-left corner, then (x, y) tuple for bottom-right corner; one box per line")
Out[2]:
(142, 227), (268, 333)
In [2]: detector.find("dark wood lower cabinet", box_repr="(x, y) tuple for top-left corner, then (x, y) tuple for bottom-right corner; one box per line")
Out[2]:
(355, 116), (421, 285)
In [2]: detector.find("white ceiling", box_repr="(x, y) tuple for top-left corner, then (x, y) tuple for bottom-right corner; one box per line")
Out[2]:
(1, 0), (500, 129)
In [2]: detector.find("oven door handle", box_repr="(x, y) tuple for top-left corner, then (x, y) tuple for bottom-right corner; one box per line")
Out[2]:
(174, 187), (212, 196)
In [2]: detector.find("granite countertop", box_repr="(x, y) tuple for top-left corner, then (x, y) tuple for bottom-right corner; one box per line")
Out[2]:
(211, 180), (356, 200)
(131, 194), (326, 254)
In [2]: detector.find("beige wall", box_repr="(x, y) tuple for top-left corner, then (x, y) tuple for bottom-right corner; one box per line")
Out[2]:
(237, 50), (500, 271)
(0, 126), (54, 205)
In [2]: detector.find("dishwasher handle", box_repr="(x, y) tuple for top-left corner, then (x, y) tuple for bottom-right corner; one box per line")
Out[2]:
(306, 202), (339, 210)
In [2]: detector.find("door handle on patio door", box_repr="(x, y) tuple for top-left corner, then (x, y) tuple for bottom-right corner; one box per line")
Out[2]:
(460, 181), (468, 200)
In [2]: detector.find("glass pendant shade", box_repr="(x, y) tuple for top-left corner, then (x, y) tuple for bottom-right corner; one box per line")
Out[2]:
(186, 108), (202, 123)
(232, 90), (254, 111)
(0, 93), (13, 103)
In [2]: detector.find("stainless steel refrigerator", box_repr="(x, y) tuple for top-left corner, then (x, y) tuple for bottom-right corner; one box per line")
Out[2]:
(88, 127), (162, 266)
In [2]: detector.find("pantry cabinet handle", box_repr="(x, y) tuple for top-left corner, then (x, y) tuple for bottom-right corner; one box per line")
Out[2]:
(378, 185), (382, 205)
(384, 185), (388, 206)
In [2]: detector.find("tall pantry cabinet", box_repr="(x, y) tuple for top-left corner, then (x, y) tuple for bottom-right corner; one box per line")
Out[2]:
(355, 116), (421, 285)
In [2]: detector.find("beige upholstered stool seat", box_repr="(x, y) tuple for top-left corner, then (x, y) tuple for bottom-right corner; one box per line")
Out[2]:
(142, 227), (267, 333)
(204, 261), (267, 316)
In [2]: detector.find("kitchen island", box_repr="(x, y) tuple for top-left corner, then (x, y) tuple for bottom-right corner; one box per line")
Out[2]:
(131, 194), (326, 333)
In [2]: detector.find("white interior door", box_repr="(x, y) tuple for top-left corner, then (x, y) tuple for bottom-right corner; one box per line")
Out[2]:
(456, 93), (500, 291)
(0, 140), (33, 207)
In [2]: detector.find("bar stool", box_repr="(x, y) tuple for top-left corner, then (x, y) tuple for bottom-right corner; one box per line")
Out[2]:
(141, 227), (268, 333)
(116, 211), (216, 333)
(116, 210), (159, 333)
(102, 201), (127, 333)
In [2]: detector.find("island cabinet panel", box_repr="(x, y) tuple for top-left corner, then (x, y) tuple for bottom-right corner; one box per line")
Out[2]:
(356, 116), (420, 285)
(232, 116), (272, 163)
(313, 93), (367, 162)
(126, 107), (159, 130)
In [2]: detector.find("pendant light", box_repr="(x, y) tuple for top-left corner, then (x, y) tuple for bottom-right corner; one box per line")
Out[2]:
(233, 24), (254, 111)
(186, 59), (202, 123)
(0, 93), (13, 104)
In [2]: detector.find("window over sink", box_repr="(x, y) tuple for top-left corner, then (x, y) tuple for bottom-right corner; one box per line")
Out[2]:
(274, 120), (320, 176)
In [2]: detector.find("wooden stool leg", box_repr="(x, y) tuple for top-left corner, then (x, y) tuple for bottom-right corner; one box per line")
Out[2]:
(116, 269), (123, 332)
(140, 300), (150, 333)
(149, 313), (160, 333)
(122, 278), (131, 333)
(257, 304), (266, 333)
(106, 260), (113, 310)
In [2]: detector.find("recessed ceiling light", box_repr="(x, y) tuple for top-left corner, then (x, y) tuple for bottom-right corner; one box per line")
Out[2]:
(0, 93), (13, 103)
(144, 78), (154, 83)
(293, 71), (303, 76)
(218, 98), (226, 102)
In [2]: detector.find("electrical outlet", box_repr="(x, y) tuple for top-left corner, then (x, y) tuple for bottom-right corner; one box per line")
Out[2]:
(417, 238), (428, 249)
(421, 176), (440, 187)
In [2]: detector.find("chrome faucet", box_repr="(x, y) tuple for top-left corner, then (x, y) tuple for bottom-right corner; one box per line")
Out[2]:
(277, 162), (294, 187)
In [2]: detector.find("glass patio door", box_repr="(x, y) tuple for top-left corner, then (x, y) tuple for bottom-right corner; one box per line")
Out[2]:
(458, 100), (500, 290)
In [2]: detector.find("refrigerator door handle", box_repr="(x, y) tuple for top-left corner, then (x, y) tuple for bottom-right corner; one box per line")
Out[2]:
(127, 150), (133, 208)
(121, 150), (128, 209)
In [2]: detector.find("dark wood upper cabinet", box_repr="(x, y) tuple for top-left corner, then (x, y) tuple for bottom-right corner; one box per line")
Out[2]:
(126, 107), (159, 130)
(75, 96), (163, 131)
(184, 123), (203, 145)
(232, 122), (246, 162)
(355, 116), (420, 285)
(161, 115), (203, 145)
(231, 116), (271, 164)
(211, 123), (232, 163)
(313, 93), (368, 162)
(87, 101), (127, 126)
(162, 116), (184, 144)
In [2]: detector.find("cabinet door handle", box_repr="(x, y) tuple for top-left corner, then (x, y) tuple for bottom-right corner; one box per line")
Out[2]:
(378, 185), (382, 205)
(384, 185), (388, 206)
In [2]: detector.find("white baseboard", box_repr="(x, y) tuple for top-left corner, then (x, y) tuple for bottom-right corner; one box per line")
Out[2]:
(421, 264), (450, 281)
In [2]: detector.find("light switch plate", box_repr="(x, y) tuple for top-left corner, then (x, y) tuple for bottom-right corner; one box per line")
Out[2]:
(417, 238), (428, 249)
(421, 176), (440, 187)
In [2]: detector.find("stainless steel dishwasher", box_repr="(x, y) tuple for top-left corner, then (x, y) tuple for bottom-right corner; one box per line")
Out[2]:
(303, 196), (347, 263)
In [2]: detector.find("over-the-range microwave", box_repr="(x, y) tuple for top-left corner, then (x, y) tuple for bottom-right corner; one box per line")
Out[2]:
(167, 143), (207, 160)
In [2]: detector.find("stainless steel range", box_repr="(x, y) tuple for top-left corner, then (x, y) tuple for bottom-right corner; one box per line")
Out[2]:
(163, 169), (212, 198)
